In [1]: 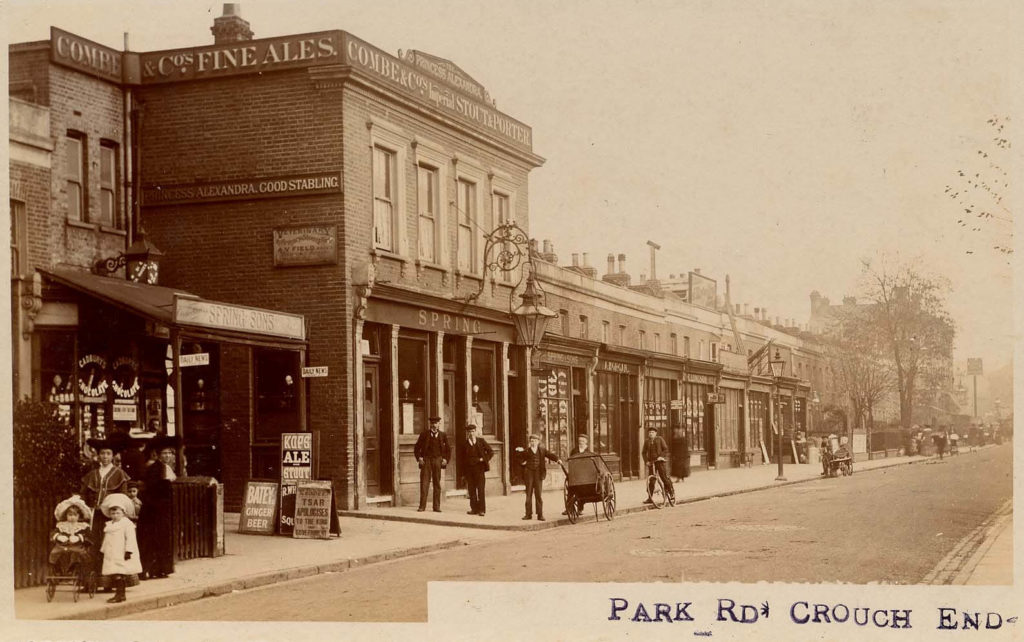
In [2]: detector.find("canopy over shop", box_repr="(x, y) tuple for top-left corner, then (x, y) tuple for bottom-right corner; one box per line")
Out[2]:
(36, 268), (307, 510)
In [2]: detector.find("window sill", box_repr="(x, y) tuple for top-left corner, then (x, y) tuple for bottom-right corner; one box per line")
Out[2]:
(371, 248), (408, 263)
(99, 225), (127, 237)
(66, 219), (97, 231)
(416, 260), (448, 274)
(455, 270), (484, 283)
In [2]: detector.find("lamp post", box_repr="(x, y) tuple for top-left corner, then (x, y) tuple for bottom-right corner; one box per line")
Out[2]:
(769, 349), (786, 481)
(93, 229), (164, 284)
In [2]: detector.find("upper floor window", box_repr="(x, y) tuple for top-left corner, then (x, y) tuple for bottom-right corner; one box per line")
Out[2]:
(670, 333), (678, 355)
(654, 333), (661, 353)
(638, 330), (646, 350)
(579, 315), (589, 340)
(560, 309), (570, 335)
(417, 164), (440, 263)
(602, 321), (610, 343)
(11, 200), (27, 278)
(683, 336), (691, 357)
(65, 132), (85, 222)
(456, 178), (477, 273)
(618, 324), (626, 346)
(99, 141), (120, 228)
(373, 145), (398, 252)
(711, 342), (718, 362)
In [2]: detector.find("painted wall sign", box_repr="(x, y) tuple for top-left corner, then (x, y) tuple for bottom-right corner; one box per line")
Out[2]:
(142, 172), (341, 206)
(400, 49), (492, 105)
(686, 373), (717, 385)
(179, 353), (210, 368)
(344, 34), (533, 150)
(239, 480), (279, 535)
(598, 360), (637, 375)
(534, 350), (589, 368)
(110, 357), (141, 399)
(273, 225), (338, 267)
(139, 31), (342, 84)
(77, 354), (108, 398)
(175, 296), (306, 341)
(301, 366), (329, 378)
(364, 300), (513, 341)
(50, 27), (122, 82)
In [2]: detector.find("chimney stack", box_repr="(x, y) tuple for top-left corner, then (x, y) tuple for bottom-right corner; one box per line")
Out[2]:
(606, 253), (616, 276)
(761, 308), (767, 321)
(743, 303), (750, 316)
(571, 253), (579, 267)
(603, 253), (632, 287)
(646, 240), (661, 282)
(541, 239), (557, 264)
(617, 253), (627, 274)
(211, 3), (254, 44)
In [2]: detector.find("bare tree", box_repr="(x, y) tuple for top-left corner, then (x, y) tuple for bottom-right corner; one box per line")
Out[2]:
(824, 306), (894, 453)
(859, 257), (955, 431)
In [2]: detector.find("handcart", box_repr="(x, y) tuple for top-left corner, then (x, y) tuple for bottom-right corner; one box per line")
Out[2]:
(822, 435), (853, 477)
(45, 557), (96, 603)
(560, 452), (616, 523)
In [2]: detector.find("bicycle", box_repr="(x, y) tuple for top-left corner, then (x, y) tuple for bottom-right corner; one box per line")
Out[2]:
(645, 461), (675, 508)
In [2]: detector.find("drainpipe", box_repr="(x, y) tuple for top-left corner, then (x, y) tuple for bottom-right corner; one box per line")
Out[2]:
(123, 32), (134, 244)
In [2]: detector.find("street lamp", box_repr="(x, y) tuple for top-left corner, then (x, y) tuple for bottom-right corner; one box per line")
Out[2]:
(769, 349), (786, 481)
(93, 228), (164, 284)
(510, 267), (557, 348)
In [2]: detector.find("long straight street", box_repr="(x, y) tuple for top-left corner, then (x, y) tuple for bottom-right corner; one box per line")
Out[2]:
(123, 446), (1012, 622)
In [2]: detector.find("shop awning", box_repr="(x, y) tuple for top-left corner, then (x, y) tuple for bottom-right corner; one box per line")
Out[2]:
(40, 268), (306, 342)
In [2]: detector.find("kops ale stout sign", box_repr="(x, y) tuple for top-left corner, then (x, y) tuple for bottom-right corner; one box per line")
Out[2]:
(279, 432), (313, 535)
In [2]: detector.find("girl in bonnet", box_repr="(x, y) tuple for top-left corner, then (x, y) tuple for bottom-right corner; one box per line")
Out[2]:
(48, 495), (95, 583)
(98, 493), (142, 603)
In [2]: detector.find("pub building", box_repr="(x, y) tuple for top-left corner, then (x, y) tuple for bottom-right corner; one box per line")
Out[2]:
(10, 5), (828, 512)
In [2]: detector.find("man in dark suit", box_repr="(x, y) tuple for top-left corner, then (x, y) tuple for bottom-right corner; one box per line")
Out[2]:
(461, 424), (493, 516)
(643, 427), (675, 502)
(516, 433), (560, 521)
(414, 416), (450, 512)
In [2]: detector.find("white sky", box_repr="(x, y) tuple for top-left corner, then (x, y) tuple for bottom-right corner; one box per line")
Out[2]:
(5, 0), (1021, 371)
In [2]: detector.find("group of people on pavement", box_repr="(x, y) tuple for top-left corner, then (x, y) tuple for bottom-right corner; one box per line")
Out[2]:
(49, 431), (179, 603)
(414, 417), (688, 521)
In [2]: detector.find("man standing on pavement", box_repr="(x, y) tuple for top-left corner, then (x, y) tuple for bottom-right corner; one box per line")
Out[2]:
(516, 434), (561, 521)
(414, 416), (450, 512)
(461, 424), (493, 516)
(642, 427), (675, 503)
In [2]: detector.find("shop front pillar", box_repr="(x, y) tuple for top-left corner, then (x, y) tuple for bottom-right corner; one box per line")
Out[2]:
(353, 317), (366, 509)
(500, 341), (510, 494)
(434, 332), (445, 421)
(463, 336), (474, 435)
(524, 346), (534, 441)
(389, 324), (402, 506)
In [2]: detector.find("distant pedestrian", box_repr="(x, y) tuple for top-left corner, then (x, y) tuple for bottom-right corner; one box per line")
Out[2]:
(516, 434), (560, 521)
(98, 493), (141, 604)
(461, 424), (492, 516)
(414, 416), (450, 512)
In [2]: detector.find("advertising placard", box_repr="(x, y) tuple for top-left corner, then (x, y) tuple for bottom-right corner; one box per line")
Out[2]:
(293, 481), (333, 539)
(279, 433), (313, 535)
(238, 480), (279, 535)
(966, 358), (983, 376)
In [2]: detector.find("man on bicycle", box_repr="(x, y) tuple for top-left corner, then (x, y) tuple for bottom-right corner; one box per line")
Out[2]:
(642, 427), (674, 503)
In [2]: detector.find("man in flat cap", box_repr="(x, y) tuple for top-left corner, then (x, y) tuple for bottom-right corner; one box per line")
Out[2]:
(516, 433), (561, 521)
(414, 416), (450, 512)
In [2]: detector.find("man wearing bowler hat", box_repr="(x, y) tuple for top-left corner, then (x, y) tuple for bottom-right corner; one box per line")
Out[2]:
(414, 416), (450, 512)
(516, 433), (561, 521)
(461, 424), (493, 516)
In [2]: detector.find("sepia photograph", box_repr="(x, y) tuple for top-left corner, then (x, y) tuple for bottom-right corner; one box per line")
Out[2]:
(3, 0), (1020, 639)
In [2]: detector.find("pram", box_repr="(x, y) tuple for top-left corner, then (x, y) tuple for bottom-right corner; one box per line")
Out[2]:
(560, 453), (616, 524)
(45, 496), (97, 602)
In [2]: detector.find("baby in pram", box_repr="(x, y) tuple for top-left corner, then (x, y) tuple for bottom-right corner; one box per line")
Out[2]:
(48, 495), (95, 584)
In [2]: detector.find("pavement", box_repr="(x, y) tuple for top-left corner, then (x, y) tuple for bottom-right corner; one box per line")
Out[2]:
(13, 445), (1009, 620)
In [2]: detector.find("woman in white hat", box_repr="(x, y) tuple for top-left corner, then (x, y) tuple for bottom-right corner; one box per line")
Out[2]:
(98, 493), (142, 603)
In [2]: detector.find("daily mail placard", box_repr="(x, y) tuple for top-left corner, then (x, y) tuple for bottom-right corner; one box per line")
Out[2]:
(238, 480), (279, 535)
(279, 432), (313, 535)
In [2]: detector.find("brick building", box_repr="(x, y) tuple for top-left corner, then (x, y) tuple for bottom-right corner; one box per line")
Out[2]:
(10, 6), (828, 516)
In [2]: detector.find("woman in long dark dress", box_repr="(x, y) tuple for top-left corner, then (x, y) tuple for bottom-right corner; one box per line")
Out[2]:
(80, 433), (133, 588)
(138, 435), (178, 579)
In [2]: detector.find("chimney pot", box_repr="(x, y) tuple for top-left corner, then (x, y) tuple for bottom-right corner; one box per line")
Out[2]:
(743, 303), (749, 316)
(571, 253), (579, 267)
(211, 2), (254, 43)
(582, 252), (590, 267)
(617, 253), (626, 274)
(606, 254), (616, 275)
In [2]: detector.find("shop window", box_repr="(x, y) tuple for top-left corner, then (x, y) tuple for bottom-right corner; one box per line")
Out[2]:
(254, 348), (301, 443)
(417, 164), (440, 263)
(681, 382), (708, 451)
(471, 346), (496, 435)
(644, 377), (673, 436)
(362, 323), (383, 359)
(398, 335), (429, 434)
(65, 132), (86, 222)
(372, 146), (398, 252)
(537, 367), (571, 456)
(99, 141), (120, 228)
(719, 389), (740, 452)
(35, 330), (77, 427)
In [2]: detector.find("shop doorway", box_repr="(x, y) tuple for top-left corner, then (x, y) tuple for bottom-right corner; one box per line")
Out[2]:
(704, 404), (717, 468)
(364, 364), (392, 497)
(443, 370), (464, 489)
